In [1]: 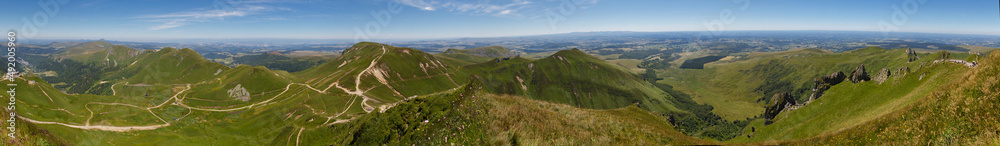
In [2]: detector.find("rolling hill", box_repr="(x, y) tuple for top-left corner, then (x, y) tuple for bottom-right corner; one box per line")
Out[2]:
(5, 41), (997, 145)
(296, 42), (468, 112)
(437, 46), (518, 65)
(52, 41), (142, 68)
(315, 82), (711, 145)
(467, 48), (684, 114)
(660, 47), (941, 121)
(726, 48), (1000, 145)
(230, 52), (333, 72)
(3, 42), (709, 145)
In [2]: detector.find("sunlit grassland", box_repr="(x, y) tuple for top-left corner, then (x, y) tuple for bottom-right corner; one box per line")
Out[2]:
(467, 49), (684, 114)
(730, 61), (970, 143)
(314, 83), (710, 145)
(660, 47), (938, 121)
(781, 49), (1000, 145)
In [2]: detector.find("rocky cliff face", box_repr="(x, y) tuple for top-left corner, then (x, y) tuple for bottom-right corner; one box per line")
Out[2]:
(906, 48), (919, 62)
(819, 71), (846, 85)
(849, 65), (871, 83)
(808, 71), (846, 101)
(895, 66), (910, 76)
(764, 92), (796, 120)
(873, 68), (892, 84)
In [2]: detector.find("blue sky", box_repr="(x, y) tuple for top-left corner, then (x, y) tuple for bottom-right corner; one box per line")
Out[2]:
(2, 0), (998, 40)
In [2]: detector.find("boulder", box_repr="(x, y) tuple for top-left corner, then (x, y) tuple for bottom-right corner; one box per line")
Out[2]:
(895, 66), (910, 76)
(873, 68), (891, 84)
(808, 71), (846, 101)
(849, 65), (871, 83)
(764, 92), (796, 119)
(820, 71), (846, 85)
(906, 48), (919, 62)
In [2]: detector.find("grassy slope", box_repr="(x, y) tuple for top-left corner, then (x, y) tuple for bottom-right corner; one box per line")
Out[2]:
(661, 47), (932, 121)
(116, 47), (231, 84)
(4, 74), (355, 145)
(11, 41), (997, 145)
(730, 58), (970, 143)
(230, 52), (332, 72)
(3, 42), (707, 145)
(51, 41), (142, 67)
(957, 45), (998, 54)
(37, 41), (145, 94)
(436, 46), (516, 65)
(467, 49), (683, 114)
(295, 42), (466, 109)
(182, 65), (293, 109)
(53, 41), (113, 61)
(782, 49), (1000, 145)
(314, 83), (710, 145)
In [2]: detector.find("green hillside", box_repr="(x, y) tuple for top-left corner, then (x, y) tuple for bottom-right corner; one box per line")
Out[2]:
(730, 56), (971, 143)
(231, 52), (331, 72)
(437, 46), (517, 65)
(467, 48), (683, 114)
(30, 41), (145, 94)
(181, 65), (293, 109)
(725, 49), (1000, 145)
(53, 41), (142, 67)
(8, 41), (995, 145)
(115, 47), (231, 84)
(660, 47), (938, 121)
(794, 51), (1000, 145)
(296, 42), (467, 112)
(1, 42), (709, 145)
(317, 82), (710, 145)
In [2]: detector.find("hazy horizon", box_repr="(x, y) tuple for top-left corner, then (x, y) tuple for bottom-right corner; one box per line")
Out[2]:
(3, 0), (998, 40)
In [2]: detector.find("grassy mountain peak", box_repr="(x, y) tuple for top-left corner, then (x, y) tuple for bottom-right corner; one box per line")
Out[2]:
(469, 47), (684, 115)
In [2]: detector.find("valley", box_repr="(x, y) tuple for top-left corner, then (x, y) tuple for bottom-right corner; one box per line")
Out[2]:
(2, 39), (998, 145)
(3, 0), (999, 144)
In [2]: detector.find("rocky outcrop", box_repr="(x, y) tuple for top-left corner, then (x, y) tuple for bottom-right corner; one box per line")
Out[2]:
(933, 59), (978, 68)
(808, 71), (846, 101)
(228, 84), (251, 102)
(873, 68), (892, 84)
(819, 71), (846, 85)
(906, 48), (919, 62)
(895, 66), (910, 76)
(764, 92), (796, 120)
(849, 65), (871, 83)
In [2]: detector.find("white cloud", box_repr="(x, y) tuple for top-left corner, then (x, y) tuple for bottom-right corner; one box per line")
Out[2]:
(394, 0), (599, 18)
(137, 2), (294, 30)
(149, 19), (188, 30)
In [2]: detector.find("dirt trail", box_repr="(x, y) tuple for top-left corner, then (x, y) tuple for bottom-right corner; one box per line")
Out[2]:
(20, 45), (422, 135)
(21, 117), (170, 132)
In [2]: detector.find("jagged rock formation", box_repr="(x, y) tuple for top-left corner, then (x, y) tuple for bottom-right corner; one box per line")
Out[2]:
(933, 59), (978, 68)
(849, 65), (871, 83)
(905, 48), (919, 62)
(873, 68), (892, 84)
(808, 71), (846, 101)
(938, 51), (952, 60)
(764, 92), (796, 120)
(819, 71), (847, 85)
(228, 84), (251, 102)
(895, 66), (910, 76)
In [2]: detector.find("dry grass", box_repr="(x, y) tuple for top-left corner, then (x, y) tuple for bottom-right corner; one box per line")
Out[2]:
(785, 50), (1000, 145)
(479, 93), (711, 145)
(957, 45), (998, 54)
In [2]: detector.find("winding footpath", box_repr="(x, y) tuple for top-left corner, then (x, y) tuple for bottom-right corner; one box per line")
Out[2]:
(20, 45), (444, 146)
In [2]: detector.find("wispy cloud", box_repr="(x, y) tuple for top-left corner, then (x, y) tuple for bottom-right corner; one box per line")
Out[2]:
(137, 2), (295, 30)
(77, 0), (109, 9)
(394, 0), (599, 18)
